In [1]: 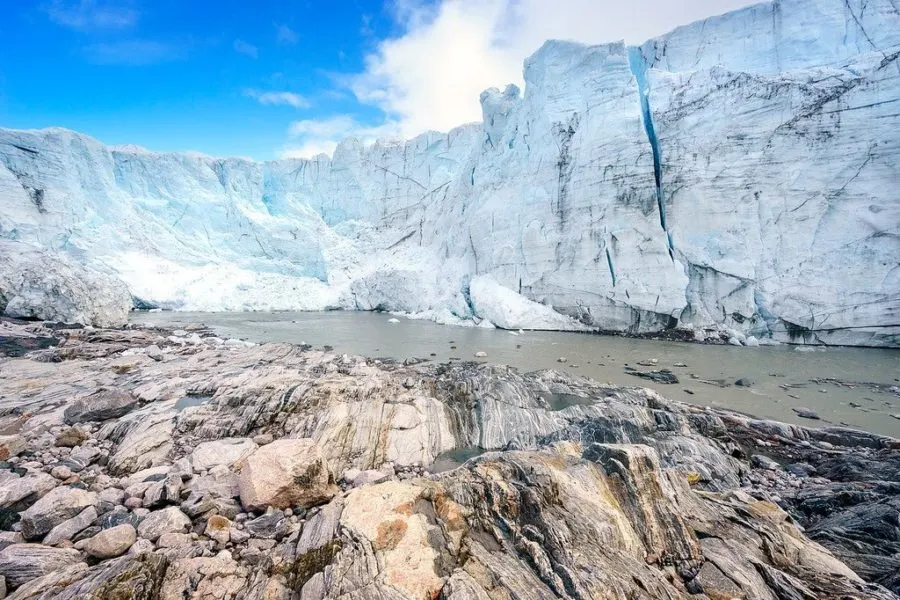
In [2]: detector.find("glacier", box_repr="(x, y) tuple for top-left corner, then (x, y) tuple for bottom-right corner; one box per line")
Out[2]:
(0, 0), (898, 346)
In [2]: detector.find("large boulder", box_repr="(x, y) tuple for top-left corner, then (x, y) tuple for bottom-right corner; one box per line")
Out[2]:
(236, 439), (337, 511)
(0, 543), (83, 587)
(19, 486), (98, 540)
(0, 239), (131, 327)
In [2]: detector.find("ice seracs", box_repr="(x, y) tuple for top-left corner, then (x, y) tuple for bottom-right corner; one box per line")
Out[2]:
(0, 0), (897, 345)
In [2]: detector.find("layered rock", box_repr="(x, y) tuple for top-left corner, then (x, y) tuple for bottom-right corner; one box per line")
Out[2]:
(1, 0), (897, 345)
(0, 321), (897, 598)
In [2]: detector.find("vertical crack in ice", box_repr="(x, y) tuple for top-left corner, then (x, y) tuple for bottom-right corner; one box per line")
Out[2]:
(605, 248), (617, 287)
(628, 46), (674, 259)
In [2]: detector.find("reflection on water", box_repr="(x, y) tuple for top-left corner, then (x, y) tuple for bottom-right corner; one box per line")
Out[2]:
(429, 447), (487, 473)
(174, 395), (211, 412)
(539, 392), (597, 412)
(133, 310), (900, 437)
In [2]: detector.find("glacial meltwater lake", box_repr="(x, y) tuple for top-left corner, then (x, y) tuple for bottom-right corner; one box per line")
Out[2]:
(132, 311), (900, 438)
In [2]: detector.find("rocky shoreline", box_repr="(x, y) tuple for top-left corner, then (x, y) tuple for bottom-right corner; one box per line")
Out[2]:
(0, 319), (897, 599)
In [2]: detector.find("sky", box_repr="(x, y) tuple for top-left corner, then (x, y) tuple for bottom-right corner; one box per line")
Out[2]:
(0, 0), (757, 161)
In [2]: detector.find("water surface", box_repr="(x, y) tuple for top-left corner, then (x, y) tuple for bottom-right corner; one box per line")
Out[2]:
(133, 311), (900, 437)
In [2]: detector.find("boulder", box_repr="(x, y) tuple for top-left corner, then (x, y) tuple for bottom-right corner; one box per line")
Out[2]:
(20, 486), (98, 540)
(190, 438), (257, 472)
(204, 515), (231, 544)
(76, 524), (137, 558)
(0, 472), (56, 509)
(0, 436), (23, 461)
(0, 543), (83, 587)
(43, 506), (98, 545)
(63, 389), (139, 425)
(136, 507), (191, 542)
(55, 427), (90, 448)
(236, 439), (337, 511)
(0, 239), (131, 327)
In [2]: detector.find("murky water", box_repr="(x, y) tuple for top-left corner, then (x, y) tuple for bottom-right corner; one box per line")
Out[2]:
(133, 311), (900, 438)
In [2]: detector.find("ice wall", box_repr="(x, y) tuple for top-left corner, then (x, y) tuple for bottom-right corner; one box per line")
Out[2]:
(0, 0), (897, 345)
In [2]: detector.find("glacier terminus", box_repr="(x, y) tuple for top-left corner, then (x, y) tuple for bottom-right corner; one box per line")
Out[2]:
(1, 0), (898, 346)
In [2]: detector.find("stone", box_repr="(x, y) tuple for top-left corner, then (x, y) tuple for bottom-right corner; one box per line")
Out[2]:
(244, 512), (286, 540)
(735, 378), (754, 387)
(14, 554), (166, 600)
(236, 439), (337, 511)
(98, 509), (138, 530)
(342, 468), (361, 483)
(146, 344), (164, 361)
(63, 389), (139, 425)
(474, 351), (487, 358)
(205, 515), (231, 544)
(0, 544), (83, 587)
(0, 436), (24, 461)
(128, 538), (155, 555)
(0, 472), (56, 509)
(142, 473), (182, 508)
(229, 527), (249, 544)
(751, 455), (781, 471)
(76, 524), (136, 558)
(793, 407), (821, 420)
(69, 445), (101, 469)
(99, 487), (126, 506)
(43, 506), (98, 545)
(352, 468), (392, 487)
(51, 465), (73, 480)
(20, 486), (98, 540)
(136, 507), (191, 542)
(252, 433), (274, 446)
(190, 438), (257, 472)
(156, 532), (192, 548)
(627, 369), (679, 384)
(124, 496), (143, 509)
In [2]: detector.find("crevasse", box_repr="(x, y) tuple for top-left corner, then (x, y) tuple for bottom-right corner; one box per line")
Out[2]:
(627, 46), (673, 258)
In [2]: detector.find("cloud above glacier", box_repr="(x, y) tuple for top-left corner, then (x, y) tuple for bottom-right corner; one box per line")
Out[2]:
(288, 0), (757, 153)
(280, 116), (399, 159)
(244, 89), (310, 109)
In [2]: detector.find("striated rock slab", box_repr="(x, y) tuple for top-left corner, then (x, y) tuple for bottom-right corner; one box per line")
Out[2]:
(63, 388), (139, 425)
(0, 544), (83, 588)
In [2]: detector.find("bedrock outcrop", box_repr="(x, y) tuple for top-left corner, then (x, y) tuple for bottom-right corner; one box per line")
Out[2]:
(0, 321), (896, 599)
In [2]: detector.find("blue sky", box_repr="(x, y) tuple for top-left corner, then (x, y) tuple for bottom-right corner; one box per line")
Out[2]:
(0, 0), (754, 160)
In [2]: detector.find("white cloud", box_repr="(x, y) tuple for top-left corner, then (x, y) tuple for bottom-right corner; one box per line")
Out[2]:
(279, 141), (340, 160)
(280, 116), (400, 159)
(276, 24), (299, 45)
(233, 39), (258, 58)
(347, 0), (758, 138)
(280, 0), (757, 158)
(244, 89), (310, 109)
(43, 0), (138, 31)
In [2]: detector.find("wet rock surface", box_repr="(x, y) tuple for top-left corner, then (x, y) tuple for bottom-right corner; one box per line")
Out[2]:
(0, 322), (896, 599)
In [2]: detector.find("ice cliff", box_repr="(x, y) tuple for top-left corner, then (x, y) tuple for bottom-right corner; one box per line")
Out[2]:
(0, 0), (897, 346)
